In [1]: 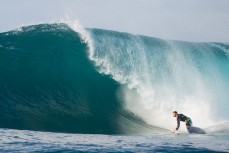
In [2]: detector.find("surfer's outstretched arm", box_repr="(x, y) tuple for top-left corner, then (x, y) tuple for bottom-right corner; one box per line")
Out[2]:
(172, 111), (180, 133)
(176, 119), (180, 130)
(172, 119), (180, 133)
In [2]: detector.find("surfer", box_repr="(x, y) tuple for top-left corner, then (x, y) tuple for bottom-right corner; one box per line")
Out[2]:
(172, 111), (192, 133)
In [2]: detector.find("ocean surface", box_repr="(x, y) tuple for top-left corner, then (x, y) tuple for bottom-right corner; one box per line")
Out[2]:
(1, 128), (229, 152)
(0, 23), (229, 152)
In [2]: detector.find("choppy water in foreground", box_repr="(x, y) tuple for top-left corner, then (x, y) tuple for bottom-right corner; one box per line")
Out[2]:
(0, 128), (228, 152)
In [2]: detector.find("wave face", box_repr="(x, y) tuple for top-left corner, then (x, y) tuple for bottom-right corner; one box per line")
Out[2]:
(89, 28), (229, 130)
(1, 23), (229, 134)
(0, 24), (151, 134)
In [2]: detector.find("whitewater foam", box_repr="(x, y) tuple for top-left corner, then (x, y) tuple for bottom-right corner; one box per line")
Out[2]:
(87, 28), (229, 132)
(21, 20), (227, 133)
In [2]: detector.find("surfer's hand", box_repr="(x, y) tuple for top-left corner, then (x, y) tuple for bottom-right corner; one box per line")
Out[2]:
(171, 130), (176, 133)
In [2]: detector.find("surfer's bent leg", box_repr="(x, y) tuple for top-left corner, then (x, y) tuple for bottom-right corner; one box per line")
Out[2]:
(186, 118), (192, 133)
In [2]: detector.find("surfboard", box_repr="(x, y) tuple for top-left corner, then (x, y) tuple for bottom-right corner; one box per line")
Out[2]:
(187, 126), (206, 134)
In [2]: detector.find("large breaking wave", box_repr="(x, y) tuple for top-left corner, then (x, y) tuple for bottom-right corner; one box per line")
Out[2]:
(0, 23), (228, 134)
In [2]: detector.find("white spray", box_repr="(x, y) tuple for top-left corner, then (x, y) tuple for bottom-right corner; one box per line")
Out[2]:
(66, 20), (228, 132)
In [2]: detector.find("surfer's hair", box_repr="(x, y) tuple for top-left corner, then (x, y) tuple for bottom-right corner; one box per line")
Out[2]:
(173, 111), (177, 114)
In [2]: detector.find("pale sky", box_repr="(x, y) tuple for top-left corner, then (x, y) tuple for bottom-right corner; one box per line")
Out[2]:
(0, 0), (229, 42)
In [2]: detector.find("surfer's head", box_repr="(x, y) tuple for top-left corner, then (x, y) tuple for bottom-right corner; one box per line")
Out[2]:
(173, 111), (178, 117)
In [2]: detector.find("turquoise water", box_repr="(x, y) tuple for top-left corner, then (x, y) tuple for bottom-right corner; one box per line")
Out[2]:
(0, 24), (151, 134)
